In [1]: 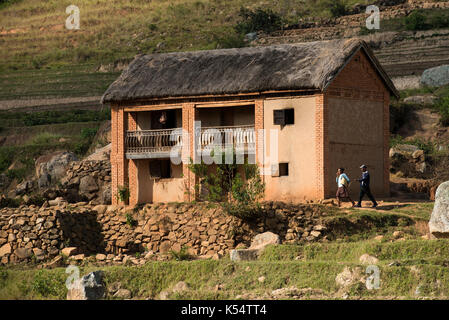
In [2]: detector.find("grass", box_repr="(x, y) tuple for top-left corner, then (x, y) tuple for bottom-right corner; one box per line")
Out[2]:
(0, 121), (102, 181)
(3, 239), (449, 299)
(0, 202), (442, 299)
(0, 0), (378, 72)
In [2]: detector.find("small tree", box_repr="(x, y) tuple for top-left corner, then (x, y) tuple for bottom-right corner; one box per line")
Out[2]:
(188, 150), (265, 219)
(405, 10), (427, 31)
(235, 7), (283, 34)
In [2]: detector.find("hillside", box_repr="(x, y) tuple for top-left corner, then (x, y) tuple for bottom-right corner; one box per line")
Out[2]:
(1, 0), (449, 104)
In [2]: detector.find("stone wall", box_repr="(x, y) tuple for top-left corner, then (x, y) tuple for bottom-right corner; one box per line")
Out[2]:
(0, 201), (327, 265)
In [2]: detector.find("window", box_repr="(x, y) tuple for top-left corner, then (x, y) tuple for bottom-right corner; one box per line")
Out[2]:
(273, 109), (294, 126)
(279, 163), (289, 176)
(271, 163), (289, 177)
(149, 159), (171, 179)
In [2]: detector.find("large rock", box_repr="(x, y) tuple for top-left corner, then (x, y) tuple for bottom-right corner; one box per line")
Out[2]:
(36, 152), (78, 188)
(230, 232), (280, 261)
(67, 271), (106, 300)
(79, 175), (99, 198)
(403, 95), (437, 105)
(429, 181), (449, 238)
(389, 144), (427, 177)
(15, 180), (33, 196)
(250, 231), (280, 250)
(0, 243), (11, 257)
(421, 65), (449, 87)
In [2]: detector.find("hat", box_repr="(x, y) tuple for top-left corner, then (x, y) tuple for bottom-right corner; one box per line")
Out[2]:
(360, 164), (367, 169)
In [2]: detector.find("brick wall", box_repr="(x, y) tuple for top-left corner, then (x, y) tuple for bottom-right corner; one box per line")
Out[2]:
(325, 50), (391, 198)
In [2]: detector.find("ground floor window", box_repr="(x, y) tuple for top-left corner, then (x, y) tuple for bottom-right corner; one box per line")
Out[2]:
(149, 159), (171, 179)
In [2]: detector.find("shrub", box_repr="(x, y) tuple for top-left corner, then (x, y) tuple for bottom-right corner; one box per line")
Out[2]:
(188, 151), (265, 220)
(117, 185), (130, 202)
(324, 0), (348, 18)
(215, 33), (246, 49)
(32, 270), (66, 298)
(170, 245), (192, 261)
(235, 7), (283, 34)
(359, 26), (376, 35)
(405, 10), (427, 31)
(429, 13), (449, 29)
(125, 213), (137, 228)
(0, 197), (22, 208)
(435, 96), (449, 126)
(0, 148), (14, 173)
(390, 134), (434, 155)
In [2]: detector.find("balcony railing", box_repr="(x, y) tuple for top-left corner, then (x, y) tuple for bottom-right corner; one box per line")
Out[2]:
(126, 128), (182, 158)
(200, 125), (255, 153)
(125, 125), (255, 159)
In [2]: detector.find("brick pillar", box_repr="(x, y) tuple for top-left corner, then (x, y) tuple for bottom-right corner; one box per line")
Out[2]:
(111, 105), (128, 205)
(315, 94), (329, 200)
(128, 112), (138, 205)
(182, 103), (197, 201)
(255, 99), (265, 185)
(383, 92), (390, 197)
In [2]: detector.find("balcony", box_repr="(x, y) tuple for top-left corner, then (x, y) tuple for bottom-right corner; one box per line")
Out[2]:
(125, 128), (183, 159)
(125, 125), (255, 159)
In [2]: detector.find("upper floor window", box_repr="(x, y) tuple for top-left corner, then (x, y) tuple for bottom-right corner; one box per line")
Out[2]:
(273, 108), (294, 126)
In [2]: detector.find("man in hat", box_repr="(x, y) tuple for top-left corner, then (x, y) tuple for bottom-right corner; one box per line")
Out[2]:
(355, 164), (378, 208)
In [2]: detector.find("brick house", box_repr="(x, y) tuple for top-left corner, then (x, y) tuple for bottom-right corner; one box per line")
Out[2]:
(101, 38), (398, 205)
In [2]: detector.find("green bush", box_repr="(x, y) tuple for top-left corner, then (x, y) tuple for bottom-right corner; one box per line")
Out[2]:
(188, 151), (265, 220)
(429, 13), (449, 29)
(170, 246), (192, 261)
(0, 148), (14, 173)
(405, 10), (427, 31)
(324, 0), (348, 18)
(390, 134), (434, 155)
(235, 7), (283, 34)
(117, 185), (130, 202)
(435, 96), (449, 126)
(32, 270), (66, 299)
(0, 196), (22, 208)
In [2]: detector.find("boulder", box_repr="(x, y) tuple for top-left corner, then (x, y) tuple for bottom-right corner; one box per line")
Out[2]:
(429, 181), (449, 237)
(403, 95), (437, 105)
(15, 180), (33, 196)
(0, 243), (11, 257)
(359, 254), (379, 265)
(249, 231), (280, 250)
(229, 249), (259, 261)
(14, 248), (32, 259)
(389, 144), (428, 177)
(100, 186), (111, 205)
(61, 247), (78, 257)
(79, 176), (99, 197)
(36, 152), (78, 188)
(113, 288), (132, 299)
(230, 232), (280, 261)
(421, 65), (449, 87)
(67, 271), (106, 300)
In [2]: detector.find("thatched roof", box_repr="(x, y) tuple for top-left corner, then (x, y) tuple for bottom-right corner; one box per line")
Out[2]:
(101, 39), (398, 104)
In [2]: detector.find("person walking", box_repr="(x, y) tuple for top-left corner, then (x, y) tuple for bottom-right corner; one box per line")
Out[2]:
(355, 164), (378, 208)
(335, 168), (355, 207)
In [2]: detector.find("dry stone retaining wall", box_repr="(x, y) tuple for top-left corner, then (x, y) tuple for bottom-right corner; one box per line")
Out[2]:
(0, 201), (327, 265)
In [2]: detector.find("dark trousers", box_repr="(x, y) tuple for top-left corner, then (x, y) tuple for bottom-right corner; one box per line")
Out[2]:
(358, 187), (377, 205)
